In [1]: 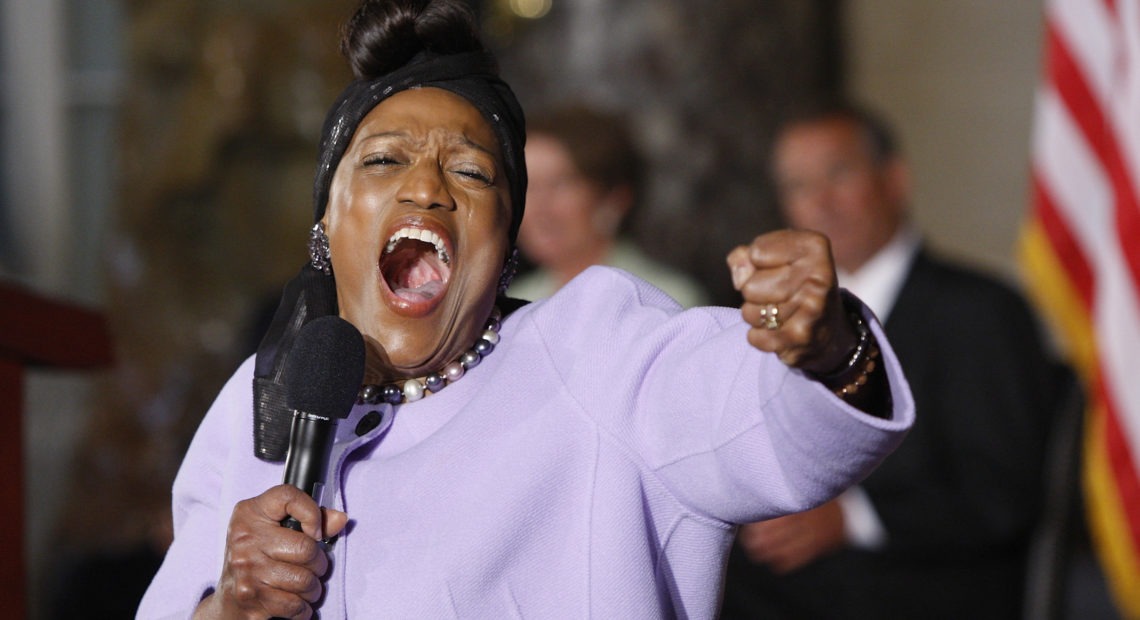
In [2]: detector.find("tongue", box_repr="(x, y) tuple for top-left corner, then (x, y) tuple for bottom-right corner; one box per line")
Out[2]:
(383, 242), (447, 302)
(396, 261), (445, 299)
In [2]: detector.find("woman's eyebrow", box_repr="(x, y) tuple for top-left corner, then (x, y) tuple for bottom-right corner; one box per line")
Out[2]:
(355, 131), (495, 159)
(356, 130), (410, 144)
(454, 134), (497, 159)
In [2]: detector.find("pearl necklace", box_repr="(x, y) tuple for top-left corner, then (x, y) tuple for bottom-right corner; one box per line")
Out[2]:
(357, 306), (503, 405)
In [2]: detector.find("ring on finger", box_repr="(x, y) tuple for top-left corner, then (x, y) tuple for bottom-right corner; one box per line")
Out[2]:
(758, 303), (781, 330)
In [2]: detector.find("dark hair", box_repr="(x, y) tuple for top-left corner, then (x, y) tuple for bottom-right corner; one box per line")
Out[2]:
(527, 104), (642, 195)
(340, 0), (484, 79)
(774, 99), (900, 164)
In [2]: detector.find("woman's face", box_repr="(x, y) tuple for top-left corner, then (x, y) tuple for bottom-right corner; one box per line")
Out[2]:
(518, 133), (613, 269)
(323, 87), (511, 383)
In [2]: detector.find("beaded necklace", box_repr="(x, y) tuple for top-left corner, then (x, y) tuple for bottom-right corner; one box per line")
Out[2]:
(357, 306), (502, 405)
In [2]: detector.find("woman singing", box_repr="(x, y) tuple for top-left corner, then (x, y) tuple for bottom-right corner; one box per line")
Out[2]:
(138, 1), (913, 617)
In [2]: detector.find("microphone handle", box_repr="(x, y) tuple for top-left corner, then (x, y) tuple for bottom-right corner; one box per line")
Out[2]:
(280, 410), (337, 531)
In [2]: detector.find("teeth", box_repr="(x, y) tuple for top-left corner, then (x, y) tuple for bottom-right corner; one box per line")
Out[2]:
(385, 227), (450, 264)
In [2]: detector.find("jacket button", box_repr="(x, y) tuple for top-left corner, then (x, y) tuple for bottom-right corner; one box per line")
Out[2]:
(355, 410), (382, 436)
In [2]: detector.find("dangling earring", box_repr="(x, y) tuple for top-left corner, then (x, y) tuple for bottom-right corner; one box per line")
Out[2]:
(309, 222), (332, 275)
(497, 246), (520, 296)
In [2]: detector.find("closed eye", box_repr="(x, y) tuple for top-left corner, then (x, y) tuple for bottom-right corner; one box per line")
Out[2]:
(363, 154), (402, 167)
(454, 168), (492, 184)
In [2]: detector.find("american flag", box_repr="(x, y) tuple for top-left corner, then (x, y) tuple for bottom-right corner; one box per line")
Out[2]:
(1019, 0), (1140, 615)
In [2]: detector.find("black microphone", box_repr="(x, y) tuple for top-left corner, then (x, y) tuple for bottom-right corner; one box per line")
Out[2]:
(279, 316), (365, 531)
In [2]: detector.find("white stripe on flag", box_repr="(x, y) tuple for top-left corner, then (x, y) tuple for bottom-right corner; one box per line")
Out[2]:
(1033, 88), (1110, 252)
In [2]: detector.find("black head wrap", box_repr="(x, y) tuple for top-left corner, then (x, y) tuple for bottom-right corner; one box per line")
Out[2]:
(251, 49), (527, 461)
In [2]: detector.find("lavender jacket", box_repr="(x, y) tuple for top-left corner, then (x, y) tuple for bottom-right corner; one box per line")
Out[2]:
(138, 266), (914, 619)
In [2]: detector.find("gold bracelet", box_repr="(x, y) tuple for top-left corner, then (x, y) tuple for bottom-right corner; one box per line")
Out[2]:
(832, 341), (880, 399)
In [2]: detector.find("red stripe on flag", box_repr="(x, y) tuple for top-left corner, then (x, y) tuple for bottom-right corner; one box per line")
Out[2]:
(1098, 370), (1140, 558)
(1045, 20), (1140, 309)
(1031, 173), (1096, 310)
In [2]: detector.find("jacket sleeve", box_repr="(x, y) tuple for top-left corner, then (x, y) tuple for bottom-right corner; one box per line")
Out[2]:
(646, 298), (914, 525)
(534, 266), (915, 525)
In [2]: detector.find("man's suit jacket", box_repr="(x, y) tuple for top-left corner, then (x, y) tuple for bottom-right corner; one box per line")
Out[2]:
(721, 248), (1058, 619)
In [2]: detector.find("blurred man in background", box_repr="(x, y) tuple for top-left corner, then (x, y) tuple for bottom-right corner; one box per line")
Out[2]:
(721, 101), (1059, 619)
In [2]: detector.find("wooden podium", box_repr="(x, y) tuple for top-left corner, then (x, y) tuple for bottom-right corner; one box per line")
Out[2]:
(0, 281), (113, 619)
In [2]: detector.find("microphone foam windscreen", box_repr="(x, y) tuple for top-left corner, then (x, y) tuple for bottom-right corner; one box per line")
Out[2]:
(283, 316), (366, 419)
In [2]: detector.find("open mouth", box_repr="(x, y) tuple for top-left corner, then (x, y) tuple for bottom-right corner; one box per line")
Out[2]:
(380, 226), (452, 306)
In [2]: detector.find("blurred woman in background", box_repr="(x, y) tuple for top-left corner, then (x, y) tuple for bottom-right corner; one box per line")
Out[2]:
(512, 103), (707, 306)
